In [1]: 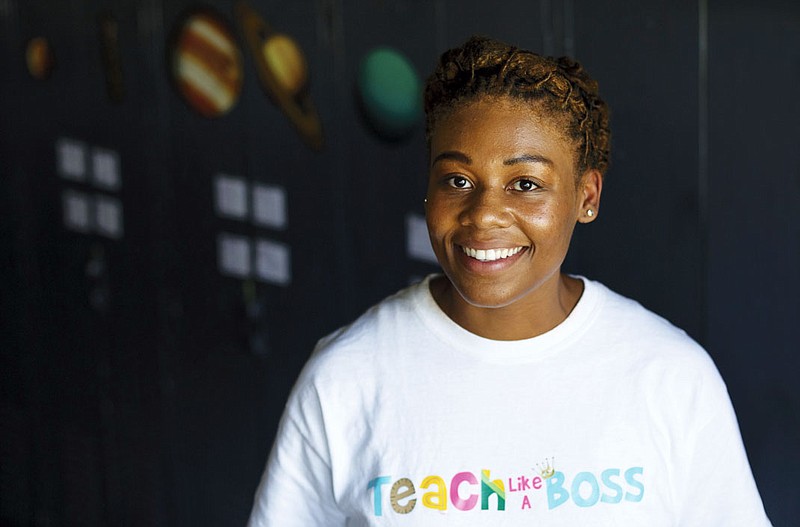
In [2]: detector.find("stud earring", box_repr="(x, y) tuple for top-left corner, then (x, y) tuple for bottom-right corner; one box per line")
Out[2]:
(424, 198), (428, 204)
(586, 209), (594, 217)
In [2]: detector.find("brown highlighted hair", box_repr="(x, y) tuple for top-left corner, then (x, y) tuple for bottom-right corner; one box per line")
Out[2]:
(424, 36), (611, 176)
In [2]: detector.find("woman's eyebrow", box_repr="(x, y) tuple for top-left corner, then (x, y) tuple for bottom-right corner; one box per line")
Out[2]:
(431, 151), (472, 166)
(504, 154), (553, 166)
(431, 151), (553, 167)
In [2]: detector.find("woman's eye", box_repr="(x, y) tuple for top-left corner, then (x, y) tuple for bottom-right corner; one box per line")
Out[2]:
(511, 179), (538, 191)
(446, 175), (472, 189)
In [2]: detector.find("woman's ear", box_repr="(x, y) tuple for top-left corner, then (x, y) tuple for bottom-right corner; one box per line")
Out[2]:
(577, 169), (603, 223)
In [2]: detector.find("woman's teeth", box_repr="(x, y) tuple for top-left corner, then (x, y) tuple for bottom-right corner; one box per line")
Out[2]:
(461, 246), (524, 262)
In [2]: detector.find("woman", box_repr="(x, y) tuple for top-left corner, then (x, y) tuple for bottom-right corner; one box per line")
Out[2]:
(248, 36), (771, 526)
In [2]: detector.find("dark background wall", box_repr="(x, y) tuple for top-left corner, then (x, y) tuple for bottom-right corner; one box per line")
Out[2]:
(1, 0), (797, 525)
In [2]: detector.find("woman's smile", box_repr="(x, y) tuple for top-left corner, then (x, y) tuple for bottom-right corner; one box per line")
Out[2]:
(459, 245), (526, 262)
(455, 243), (529, 275)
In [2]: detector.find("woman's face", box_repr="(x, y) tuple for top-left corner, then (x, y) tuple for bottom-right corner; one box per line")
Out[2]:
(425, 96), (600, 311)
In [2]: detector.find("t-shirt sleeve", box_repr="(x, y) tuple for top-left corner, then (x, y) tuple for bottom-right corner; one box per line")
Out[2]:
(673, 359), (772, 526)
(247, 379), (347, 527)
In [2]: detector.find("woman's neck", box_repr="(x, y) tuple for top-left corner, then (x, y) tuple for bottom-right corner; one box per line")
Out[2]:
(430, 272), (584, 341)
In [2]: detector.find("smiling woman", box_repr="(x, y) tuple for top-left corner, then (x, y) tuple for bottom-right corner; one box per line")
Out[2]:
(247, 36), (772, 527)
(425, 97), (599, 339)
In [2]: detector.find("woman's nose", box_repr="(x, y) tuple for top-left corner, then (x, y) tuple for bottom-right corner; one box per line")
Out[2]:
(459, 187), (512, 229)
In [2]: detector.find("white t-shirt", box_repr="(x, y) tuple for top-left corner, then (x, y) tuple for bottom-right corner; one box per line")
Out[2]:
(248, 275), (771, 526)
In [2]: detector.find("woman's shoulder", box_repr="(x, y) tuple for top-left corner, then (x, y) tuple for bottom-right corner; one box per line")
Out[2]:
(299, 277), (432, 380)
(320, 278), (428, 346)
(584, 277), (708, 358)
(580, 278), (726, 396)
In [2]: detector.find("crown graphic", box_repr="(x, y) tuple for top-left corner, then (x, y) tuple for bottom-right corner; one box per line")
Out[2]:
(535, 457), (555, 479)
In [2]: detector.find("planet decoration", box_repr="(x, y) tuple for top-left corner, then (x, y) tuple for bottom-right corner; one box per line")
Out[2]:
(170, 9), (244, 118)
(262, 34), (307, 95)
(236, 1), (323, 150)
(357, 47), (422, 141)
(26, 37), (55, 80)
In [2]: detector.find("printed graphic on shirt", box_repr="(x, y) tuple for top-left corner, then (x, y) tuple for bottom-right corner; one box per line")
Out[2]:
(367, 458), (645, 516)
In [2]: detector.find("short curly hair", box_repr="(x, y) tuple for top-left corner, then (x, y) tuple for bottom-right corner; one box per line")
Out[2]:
(424, 36), (611, 176)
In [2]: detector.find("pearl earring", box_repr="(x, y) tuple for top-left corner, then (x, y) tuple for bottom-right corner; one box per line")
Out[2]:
(586, 209), (594, 217)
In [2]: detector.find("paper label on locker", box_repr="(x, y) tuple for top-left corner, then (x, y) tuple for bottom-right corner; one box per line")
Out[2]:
(95, 194), (124, 239)
(57, 138), (87, 181)
(62, 190), (92, 233)
(218, 232), (252, 278)
(214, 174), (249, 219)
(91, 148), (121, 191)
(405, 212), (438, 264)
(252, 183), (287, 229)
(255, 239), (291, 285)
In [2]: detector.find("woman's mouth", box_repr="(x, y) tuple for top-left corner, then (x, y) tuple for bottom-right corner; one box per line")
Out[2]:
(460, 245), (525, 262)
